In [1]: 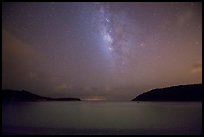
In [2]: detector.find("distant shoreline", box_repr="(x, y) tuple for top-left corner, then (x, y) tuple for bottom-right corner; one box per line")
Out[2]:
(132, 84), (202, 102)
(2, 89), (81, 103)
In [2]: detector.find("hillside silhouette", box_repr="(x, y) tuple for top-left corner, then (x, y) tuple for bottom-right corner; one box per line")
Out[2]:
(132, 84), (202, 101)
(2, 89), (81, 103)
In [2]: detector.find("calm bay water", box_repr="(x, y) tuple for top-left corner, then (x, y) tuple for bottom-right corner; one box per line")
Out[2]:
(2, 101), (202, 135)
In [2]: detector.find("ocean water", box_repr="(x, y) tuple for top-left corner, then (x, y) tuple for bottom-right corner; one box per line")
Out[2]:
(2, 101), (202, 135)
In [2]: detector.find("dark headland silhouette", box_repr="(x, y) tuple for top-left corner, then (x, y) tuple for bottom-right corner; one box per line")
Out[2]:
(132, 84), (202, 101)
(2, 89), (81, 103)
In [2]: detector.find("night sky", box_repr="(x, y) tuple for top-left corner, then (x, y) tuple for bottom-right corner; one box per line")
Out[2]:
(2, 2), (202, 101)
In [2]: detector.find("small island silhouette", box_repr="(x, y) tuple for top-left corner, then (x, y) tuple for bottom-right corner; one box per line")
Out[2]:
(132, 84), (202, 101)
(2, 89), (81, 103)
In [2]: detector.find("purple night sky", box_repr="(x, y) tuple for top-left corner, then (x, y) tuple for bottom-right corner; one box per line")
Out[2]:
(2, 2), (202, 101)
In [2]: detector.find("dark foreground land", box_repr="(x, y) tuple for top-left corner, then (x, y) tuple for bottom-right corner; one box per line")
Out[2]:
(132, 84), (202, 101)
(2, 89), (81, 103)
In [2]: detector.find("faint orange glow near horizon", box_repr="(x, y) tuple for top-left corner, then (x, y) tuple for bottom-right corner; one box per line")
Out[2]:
(82, 96), (106, 101)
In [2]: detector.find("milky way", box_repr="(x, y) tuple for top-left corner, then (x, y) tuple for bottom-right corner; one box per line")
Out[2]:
(2, 2), (202, 100)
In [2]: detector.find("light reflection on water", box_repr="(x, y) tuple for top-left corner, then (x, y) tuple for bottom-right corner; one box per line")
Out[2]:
(2, 101), (202, 134)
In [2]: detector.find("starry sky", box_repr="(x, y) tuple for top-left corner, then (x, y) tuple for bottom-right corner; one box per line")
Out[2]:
(2, 2), (202, 101)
